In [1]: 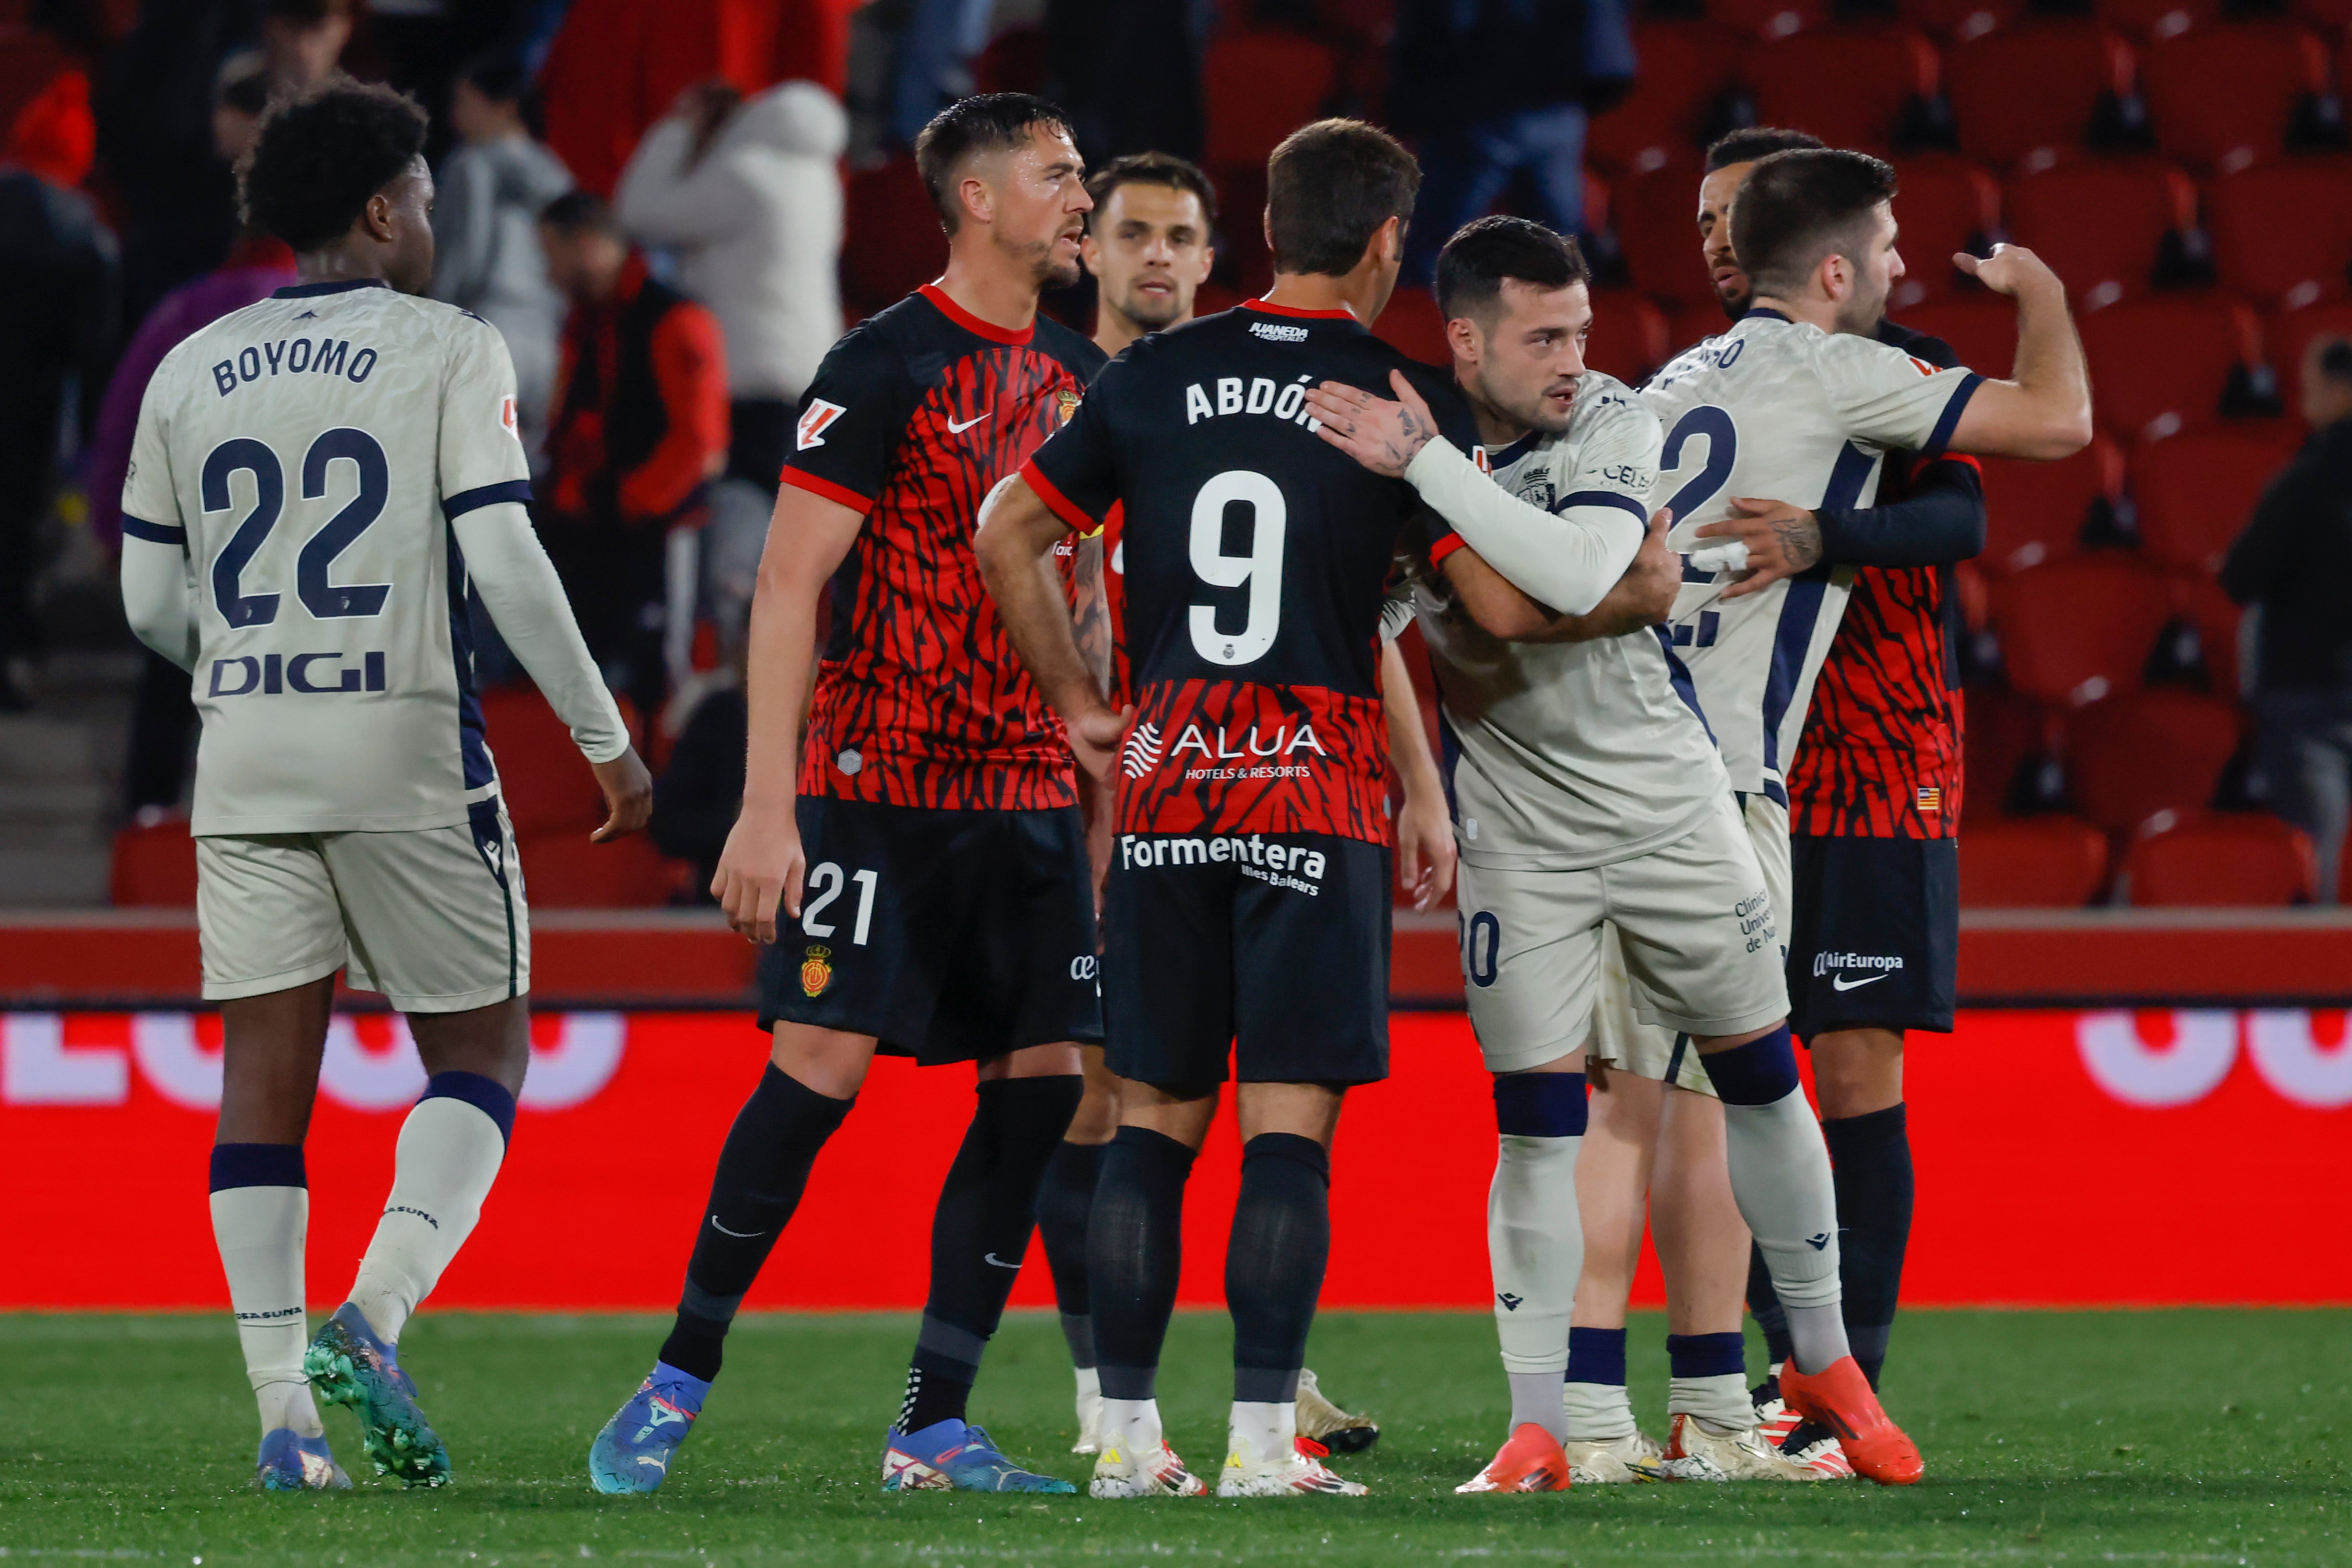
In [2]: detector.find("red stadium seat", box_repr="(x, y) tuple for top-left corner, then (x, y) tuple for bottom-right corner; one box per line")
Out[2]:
(481, 685), (635, 837)
(2170, 570), (2248, 698)
(1899, 0), (2026, 40)
(2267, 300), (2352, 386)
(2076, 294), (2264, 439)
(1897, 296), (2016, 377)
(1372, 287), (1450, 367)
(109, 812), (198, 908)
(1745, 25), (1942, 158)
(1706, 0), (1828, 37)
(2141, 23), (2331, 170)
(517, 833), (684, 908)
(2123, 811), (2317, 904)
(2064, 687), (2241, 833)
(1977, 435), (2125, 572)
(2003, 156), (2197, 306)
(1888, 155), (2002, 307)
(842, 158), (946, 319)
(1989, 553), (2174, 705)
(2132, 423), (2300, 573)
(1945, 21), (2137, 168)
(1958, 814), (2110, 906)
(1202, 30), (1338, 171)
(1585, 289), (1670, 385)
(1961, 683), (2048, 819)
(1668, 301), (1732, 362)
(2296, 0), (2352, 27)
(2208, 159), (2352, 309)
(1586, 21), (1747, 173)
(1614, 154), (1719, 312)
(2092, 0), (2217, 41)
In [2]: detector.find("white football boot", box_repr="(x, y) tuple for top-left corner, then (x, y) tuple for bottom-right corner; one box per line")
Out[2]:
(1090, 1435), (1207, 1498)
(1561, 1430), (1667, 1483)
(1216, 1434), (1367, 1497)
(1660, 1412), (1827, 1481)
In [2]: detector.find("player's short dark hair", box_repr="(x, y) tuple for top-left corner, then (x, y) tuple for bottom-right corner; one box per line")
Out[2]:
(1434, 216), (1591, 327)
(1266, 118), (1421, 278)
(1085, 151), (1219, 231)
(265, 0), (349, 24)
(538, 189), (617, 236)
(912, 91), (1074, 235)
(239, 80), (428, 253)
(455, 49), (530, 104)
(1704, 126), (1825, 172)
(1730, 147), (1899, 299)
(215, 51), (270, 118)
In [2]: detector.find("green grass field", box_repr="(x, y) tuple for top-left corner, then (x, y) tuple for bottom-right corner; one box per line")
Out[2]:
(3, 1309), (2346, 1565)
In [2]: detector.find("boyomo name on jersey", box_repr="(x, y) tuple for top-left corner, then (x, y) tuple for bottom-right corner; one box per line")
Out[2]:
(208, 335), (383, 397)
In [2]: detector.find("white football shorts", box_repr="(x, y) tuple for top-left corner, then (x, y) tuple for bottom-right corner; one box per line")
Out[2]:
(195, 799), (530, 1012)
(1459, 791), (1788, 1077)
(1589, 790), (1792, 1093)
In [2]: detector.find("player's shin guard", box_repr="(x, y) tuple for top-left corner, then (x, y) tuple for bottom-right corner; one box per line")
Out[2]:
(1824, 1104), (1912, 1388)
(1489, 1072), (1586, 1443)
(1090, 1126), (1198, 1408)
(1700, 1028), (1850, 1375)
(210, 1144), (323, 1437)
(346, 1072), (514, 1345)
(1227, 1133), (1332, 1406)
(898, 1074), (1084, 1433)
(1036, 1139), (1105, 1371)
(659, 1065), (856, 1382)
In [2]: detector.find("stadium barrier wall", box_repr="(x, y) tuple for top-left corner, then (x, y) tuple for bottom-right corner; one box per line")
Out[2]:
(6, 1007), (2346, 1311)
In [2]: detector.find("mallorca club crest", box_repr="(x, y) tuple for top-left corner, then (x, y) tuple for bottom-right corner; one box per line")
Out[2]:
(1055, 387), (1081, 425)
(800, 944), (833, 997)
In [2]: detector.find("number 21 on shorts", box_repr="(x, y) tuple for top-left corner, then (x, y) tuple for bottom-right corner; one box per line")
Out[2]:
(801, 862), (878, 945)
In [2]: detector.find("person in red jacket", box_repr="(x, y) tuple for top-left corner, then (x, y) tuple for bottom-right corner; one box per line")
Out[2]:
(539, 190), (729, 722)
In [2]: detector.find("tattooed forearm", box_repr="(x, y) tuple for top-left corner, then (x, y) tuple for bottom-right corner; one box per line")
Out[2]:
(1071, 533), (1112, 697)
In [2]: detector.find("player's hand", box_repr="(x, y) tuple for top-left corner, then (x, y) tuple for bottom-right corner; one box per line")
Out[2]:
(1305, 370), (1443, 478)
(588, 748), (655, 842)
(1955, 243), (2062, 302)
(1066, 702), (1135, 784)
(1395, 784), (1458, 913)
(1694, 498), (1823, 600)
(711, 800), (805, 944)
(1620, 506), (1681, 622)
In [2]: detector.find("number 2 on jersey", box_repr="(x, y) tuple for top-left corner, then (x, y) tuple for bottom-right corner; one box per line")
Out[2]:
(202, 428), (393, 628)
(1188, 469), (1286, 666)
(1660, 406), (1738, 523)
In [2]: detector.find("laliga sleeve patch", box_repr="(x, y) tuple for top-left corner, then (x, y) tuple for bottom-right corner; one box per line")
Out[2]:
(797, 399), (847, 450)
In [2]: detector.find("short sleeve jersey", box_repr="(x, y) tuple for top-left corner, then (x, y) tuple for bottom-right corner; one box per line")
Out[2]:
(1021, 300), (1481, 846)
(121, 279), (532, 836)
(1641, 310), (1980, 802)
(1787, 320), (1978, 838)
(779, 284), (1106, 811)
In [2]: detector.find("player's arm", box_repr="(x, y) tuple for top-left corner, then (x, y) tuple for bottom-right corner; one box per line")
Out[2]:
(117, 379), (199, 670)
(974, 478), (1128, 778)
(1307, 370), (1646, 618)
(710, 485), (863, 942)
(1442, 506), (1680, 641)
(1944, 244), (2093, 460)
(1069, 525), (1117, 904)
(1695, 459), (1986, 600)
(1380, 637), (1456, 911)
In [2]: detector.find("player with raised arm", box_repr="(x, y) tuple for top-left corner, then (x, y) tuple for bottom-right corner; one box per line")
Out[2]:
(1306, 216), (1814, 1492)
(586, 94), (1108, 1499)
(1035, 151), (1410, 1460)
(976, 119), (1477, 1500)
(116, 83), (651, 1492)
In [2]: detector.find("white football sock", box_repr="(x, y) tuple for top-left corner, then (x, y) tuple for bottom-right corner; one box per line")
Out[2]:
(1562, 1378), (1636, 1443)
(1669, 1373), (1755, 1433)
(1102, 1395), (1161, 1457)
(1075, 1365), (1101, 1400)
(1718, 1084), (1850, 1375)
(210, 1184), (323, 1438)
(1230, 1399), (1296, 1462)
(345, 1095), (507, 1344)
(1489, 1132), (1581, 1375)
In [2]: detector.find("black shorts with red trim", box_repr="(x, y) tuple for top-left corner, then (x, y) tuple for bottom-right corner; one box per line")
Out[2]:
(1101, 829), (1390, 1089)
(1784, 832), (1958, 1040)
(757, 796), (1103, 1063)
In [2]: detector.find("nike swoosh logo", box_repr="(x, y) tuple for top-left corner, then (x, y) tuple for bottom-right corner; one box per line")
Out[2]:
(709, 1217), (765, 1238)
(947, 411), (989, 434)
(1831, 972), (1892, 992)
(983, 1252), (1021, 1269)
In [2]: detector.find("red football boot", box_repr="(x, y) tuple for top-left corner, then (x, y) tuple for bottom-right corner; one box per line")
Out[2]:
(1779, 1356), (1924, 1486)
(1455, 1423), (1573, 1493)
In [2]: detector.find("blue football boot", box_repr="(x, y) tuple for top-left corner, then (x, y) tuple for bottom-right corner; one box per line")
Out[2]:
(254, 1428), (351, 1491)
(881, 1418), (1078, 1493)
(302, 1303), (450, 1488)
(589, 1364), (710, 1494)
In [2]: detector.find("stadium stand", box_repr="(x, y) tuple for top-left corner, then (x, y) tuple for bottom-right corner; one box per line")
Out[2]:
(518, 834), (682, 908)
(2064, 687), (2242, 834)
(2140, 21), (2334, 169)
(1898, 0), (2028, 40)
(1899, 295), (2019, 377)
(2123, 811), (2318, 904)
(1957, 814), (2110, 906)
(1961, 684), (2047, 820)
(2206, 158), (2352, 307)
(1745, 25), (1944, 156)
(1371, 286), (1450, 366)
(2134, 424), (2303, 573)
(1990, 553), (2176, 706)
(2091, 0), (2219, 41)
(1584, 20), (1747, 173)
(2170, 572), (2248, 700)
(1705, 0), (1829, 39)
(2268, 299), (2352, 381)
(1202, 28), (1340, 173)
(1614, 152), (1722, 311)
(2075, 293), (2265, 438)
(840, 158), (946, 322)
(481, 686), (619, 839)
(1976, 436), (2124, 572)
(2002, 155), (2198, 304)
(1887, 153), (1999, 304)
(1584, 287), (1671, 384)
(108, 812), (197, 908)
(1943, 20), (2138, 166)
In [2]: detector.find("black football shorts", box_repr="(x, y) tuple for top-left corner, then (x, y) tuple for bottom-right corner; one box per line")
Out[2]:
(1101, 829), (1390, 1090)
(1784, 833), (1959, 1041)
(757, 796), (1103, 1063)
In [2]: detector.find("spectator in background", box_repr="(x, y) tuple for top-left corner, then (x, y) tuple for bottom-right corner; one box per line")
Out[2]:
(0, 70), (118, 712)
(1387, 0), (1636, 287)
(539, 192), (730, 725)
(433, 51), (573, 460)
(85, 54), (294, 808)
(2223, 336), (2352, 904)
(614, 77), (845, 489)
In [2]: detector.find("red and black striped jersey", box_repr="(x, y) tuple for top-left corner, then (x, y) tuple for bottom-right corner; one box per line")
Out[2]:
(778, 285), (1106, 812)
(1021, 301), (1478, 846)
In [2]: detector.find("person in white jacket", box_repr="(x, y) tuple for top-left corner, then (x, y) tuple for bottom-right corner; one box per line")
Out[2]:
(615, 78), (846, 491)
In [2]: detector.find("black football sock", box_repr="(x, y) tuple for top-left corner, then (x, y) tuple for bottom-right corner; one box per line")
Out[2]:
(1824, 1102), (1913, 1389)
(1227, 1132), (1332, 1404)
(1747, 1244), (1793, 1372)
(897, 1074), (1083, 1432)
(659, 1065), (856, 1382)
(1088, 1125), (1198, 1401)
(1036, 1138), (1105, 1369)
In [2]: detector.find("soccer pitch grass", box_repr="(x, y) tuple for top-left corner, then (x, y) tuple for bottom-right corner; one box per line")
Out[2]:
(4, 1310), (2346, 1565)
